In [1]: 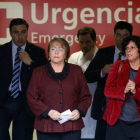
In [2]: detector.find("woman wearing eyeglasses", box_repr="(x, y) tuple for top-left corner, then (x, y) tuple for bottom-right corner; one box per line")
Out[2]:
(103, 35), (140, 140)
(27, 38), (92, 140)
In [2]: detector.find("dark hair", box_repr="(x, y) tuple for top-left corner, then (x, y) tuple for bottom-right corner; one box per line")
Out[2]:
(114, 21), (133, 35)
(48, 38), (70, 60)
(9, 18), (29, 32)
(121, 35), (140, 55)
(77, 26), (96, 41)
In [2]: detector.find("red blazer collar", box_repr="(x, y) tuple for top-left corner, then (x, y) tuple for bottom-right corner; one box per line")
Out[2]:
(121, 59), (140, 87)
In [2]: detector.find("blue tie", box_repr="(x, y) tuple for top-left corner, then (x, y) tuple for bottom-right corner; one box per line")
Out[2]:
(11, 47), (22, 98)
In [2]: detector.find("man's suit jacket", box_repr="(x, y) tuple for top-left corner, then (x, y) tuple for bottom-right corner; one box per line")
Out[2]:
(84, 45), (115, 120)
(0, 41), (47, 116)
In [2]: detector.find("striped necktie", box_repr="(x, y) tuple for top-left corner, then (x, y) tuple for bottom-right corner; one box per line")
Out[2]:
(11, 47), (22, 98)
(117, 52), (122, 60)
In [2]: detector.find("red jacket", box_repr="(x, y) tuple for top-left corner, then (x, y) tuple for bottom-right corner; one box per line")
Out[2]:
(27, 64), (91, 132)
(103, 60), (140, 126)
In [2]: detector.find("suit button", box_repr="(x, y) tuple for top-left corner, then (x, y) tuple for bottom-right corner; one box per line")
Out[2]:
(138, 107), (140, 109)
(59, 91), (63, 94)
(60, 101), (63, 104)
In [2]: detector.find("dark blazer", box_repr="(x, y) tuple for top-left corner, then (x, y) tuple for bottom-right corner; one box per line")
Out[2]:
(84, 45), (115, 120)
(0, 41), (47, 116)
(27, 64), (92, 132)
(103, 60), (140, 125)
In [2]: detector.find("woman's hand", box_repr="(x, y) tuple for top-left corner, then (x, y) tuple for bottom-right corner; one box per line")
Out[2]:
(128, 80), (136, 94)
(124, 79), (136, 95)
(124, 80), (131, 94)
(69, 109), (80, 121)
(48, 110), (62, 121)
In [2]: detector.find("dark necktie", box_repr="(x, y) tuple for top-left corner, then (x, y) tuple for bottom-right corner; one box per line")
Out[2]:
(118, 52), (122, 60)
(11, 47), (22, 98)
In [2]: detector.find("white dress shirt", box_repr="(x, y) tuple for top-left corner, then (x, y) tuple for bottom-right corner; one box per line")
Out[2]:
(114, 45), (126, 62)
(68, 47), (98, 138)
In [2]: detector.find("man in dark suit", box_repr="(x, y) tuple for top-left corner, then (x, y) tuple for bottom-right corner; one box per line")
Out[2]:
(84, 21), (133, 140)
(0, 18), (47, 140)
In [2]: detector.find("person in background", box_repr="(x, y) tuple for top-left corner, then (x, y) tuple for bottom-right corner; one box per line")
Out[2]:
(68, 26), (98, 140)
(0, 18), (47, 140)
(27, 38), (92, 140)
(84, 21), (133, 140)
(103, 35), (140, 140)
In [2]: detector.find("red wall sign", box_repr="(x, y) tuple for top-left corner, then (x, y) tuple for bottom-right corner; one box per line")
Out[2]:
(0, 0), (140, 56)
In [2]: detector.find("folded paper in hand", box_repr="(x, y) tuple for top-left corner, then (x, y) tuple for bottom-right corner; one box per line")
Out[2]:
(58, 109), (72, 124)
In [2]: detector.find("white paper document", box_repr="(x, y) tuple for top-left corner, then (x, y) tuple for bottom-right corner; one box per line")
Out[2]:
(58, 109), (72, 124)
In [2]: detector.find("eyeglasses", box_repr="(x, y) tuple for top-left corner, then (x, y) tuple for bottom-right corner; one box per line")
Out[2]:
(50, 47), (65, 52)
(125, 46), (137, 51)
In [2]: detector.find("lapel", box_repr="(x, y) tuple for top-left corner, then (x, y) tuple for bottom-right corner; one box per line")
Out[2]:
(107, 45), (115, 64)
(6, 41), (13, 78)
(121, 60), (130, 84)
(20, 41), (31, 75)
(120, 59), (140, 87)
(111, 46), (115, 63)
(135, 66), (140, 87)
(25, 41), (32, 54)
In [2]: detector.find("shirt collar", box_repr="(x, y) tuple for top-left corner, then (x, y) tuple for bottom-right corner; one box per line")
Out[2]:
(114, 45), (121, 57)
(82, 46), (98, 60)
(12, 41), (26, 52)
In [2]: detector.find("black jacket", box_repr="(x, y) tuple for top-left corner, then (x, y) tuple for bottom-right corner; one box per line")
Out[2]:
(0, 41), (47, 117)
(84, 45), (115, 120)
